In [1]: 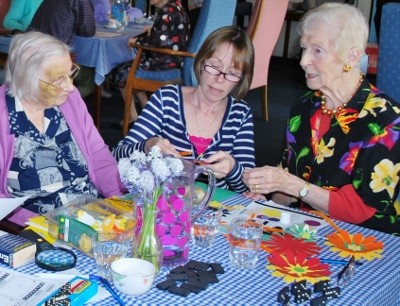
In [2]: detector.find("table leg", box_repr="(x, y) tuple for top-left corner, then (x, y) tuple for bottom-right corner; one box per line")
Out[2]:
(283, 19), (291, 59)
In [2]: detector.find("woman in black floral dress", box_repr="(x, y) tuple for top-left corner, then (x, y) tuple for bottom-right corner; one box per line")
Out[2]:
(111, 0), (190, 123)
(242, 3), (400, 235)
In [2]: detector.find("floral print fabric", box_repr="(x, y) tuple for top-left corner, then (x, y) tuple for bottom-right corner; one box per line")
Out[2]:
(6, 94), (98, 214)
(284, 78), (400, 235)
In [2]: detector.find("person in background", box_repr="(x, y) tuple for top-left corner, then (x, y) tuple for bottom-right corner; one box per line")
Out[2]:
(113, 26), (255, 193)
(110, 0), (190, 124)
(242, 3), (400, 235)
(2, 0), (43, 32)
(0, 32), (124, 215)
(28, 0), (96, 98)
(181, 0), (202, 34)
(92, 0), (111, 23)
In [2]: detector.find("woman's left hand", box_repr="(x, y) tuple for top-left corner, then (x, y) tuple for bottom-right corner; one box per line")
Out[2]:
(202, 151), (235, 179)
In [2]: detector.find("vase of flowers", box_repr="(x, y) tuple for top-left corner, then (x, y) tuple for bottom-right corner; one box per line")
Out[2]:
(118, 146), (216, 268)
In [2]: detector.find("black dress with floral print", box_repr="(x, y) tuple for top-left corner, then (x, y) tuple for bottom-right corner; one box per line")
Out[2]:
(111, 0), (190, 88)
(283, 78), (400, 235)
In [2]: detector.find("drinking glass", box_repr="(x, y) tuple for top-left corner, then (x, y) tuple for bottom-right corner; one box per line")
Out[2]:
(92, 233), (132, 281)
(191, 209), (223, 248)
(229, 217), (262, 269)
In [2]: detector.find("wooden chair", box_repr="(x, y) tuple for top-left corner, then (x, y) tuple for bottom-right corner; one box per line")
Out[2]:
(246, 0), (289, 120)
(120, 0), (236, 135)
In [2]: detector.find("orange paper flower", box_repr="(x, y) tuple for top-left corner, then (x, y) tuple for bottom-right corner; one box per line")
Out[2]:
(267, 251), (331, 283)
(325, 230), (384, 261)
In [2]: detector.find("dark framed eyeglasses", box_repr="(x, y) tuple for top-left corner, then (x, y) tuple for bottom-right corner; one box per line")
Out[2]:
(40, 63), (81, 90)
(203, 64), (242, 83)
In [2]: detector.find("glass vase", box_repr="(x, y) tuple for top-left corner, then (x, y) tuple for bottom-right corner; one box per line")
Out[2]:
(132, 206), (163, 274)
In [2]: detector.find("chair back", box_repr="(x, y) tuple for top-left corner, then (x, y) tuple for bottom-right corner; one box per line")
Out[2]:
(246, 0), (288, 120)
(376, 3), (400, 103)
(248, 0), (288, 91)
(182, 0), (236, 87)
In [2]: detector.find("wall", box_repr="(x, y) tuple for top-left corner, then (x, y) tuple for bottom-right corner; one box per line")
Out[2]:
(273, 0), (373, 58)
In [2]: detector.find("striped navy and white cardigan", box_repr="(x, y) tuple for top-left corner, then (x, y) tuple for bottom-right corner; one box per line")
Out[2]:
(112, 84), (255, 192)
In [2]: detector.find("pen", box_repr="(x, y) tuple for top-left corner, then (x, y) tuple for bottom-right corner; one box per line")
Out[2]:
(90, 274), (125, 306)
(319, 258), (362, 266)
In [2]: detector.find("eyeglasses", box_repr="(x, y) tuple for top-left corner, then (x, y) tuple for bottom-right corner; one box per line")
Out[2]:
(203, 64), (242, 83)
(40, 63), (80, 90)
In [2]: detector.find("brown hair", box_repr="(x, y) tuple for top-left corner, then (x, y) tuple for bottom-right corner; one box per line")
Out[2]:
(194, 26), (254, 100)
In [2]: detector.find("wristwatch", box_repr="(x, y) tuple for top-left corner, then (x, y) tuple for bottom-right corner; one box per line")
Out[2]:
(299, 182), (310, 199)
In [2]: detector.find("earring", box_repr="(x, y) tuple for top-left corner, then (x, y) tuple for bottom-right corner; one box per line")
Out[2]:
(343, 64), (352, 73)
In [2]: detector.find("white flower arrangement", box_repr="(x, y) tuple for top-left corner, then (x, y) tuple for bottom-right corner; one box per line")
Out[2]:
(118, 146), (184, 272)
(118, 146), (184, 202)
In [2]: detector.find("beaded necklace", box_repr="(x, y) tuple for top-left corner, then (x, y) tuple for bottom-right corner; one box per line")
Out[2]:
(319, 73), (364, 116)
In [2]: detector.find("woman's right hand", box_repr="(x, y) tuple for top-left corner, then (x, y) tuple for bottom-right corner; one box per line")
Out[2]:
(145, 137), (180, 157)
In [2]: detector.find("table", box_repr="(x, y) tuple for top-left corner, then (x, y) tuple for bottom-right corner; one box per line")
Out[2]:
(7, 194), (400, 305)
(74, 23), (146, 86)
(283, 9), (305, 59)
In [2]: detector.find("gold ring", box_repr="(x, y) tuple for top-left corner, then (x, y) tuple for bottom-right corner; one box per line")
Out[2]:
(254, 184), (260, 193)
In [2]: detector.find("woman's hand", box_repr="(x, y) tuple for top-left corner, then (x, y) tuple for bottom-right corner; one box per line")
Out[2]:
(242, 166), (289, 195)
(145, 137), (179, 157)
(202, 151), (235, 179)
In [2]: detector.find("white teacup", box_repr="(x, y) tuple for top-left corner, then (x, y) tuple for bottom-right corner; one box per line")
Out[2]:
(111, 258), (156, 296)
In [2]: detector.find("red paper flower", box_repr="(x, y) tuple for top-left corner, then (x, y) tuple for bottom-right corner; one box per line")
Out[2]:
(267, 250), (331, 283)
(262, 233), (321, 256)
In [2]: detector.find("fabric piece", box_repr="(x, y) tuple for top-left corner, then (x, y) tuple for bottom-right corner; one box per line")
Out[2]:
(6, 95), (98, 214)
(3, 0), (43, 31)
(0, 84), (125, 212)
(284, 79), (400, 234)
(365, 43), (378, 75)
(28, 0), (95, 45)
(189, 135), (212, 155)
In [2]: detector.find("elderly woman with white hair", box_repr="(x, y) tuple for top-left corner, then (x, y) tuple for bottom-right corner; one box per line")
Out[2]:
(0, 31), (125, 215)
(242, 3), (400, 235)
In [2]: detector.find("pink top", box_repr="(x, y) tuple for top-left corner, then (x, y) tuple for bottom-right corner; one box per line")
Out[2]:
(189, 135), (212, 155)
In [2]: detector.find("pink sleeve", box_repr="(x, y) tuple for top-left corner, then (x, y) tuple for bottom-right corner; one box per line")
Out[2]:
(328, 184), (376, 224)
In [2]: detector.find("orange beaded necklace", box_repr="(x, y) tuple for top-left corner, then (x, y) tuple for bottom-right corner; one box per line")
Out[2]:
(319, 73), (364, 116)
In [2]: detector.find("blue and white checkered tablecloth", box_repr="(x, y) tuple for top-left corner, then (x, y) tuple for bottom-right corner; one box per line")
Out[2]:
(73, 23), (146, 85)
(11, 195), (400, 305)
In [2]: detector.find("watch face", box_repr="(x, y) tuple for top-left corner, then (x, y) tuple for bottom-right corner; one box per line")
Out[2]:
(299, 183), (310, 198)
(300, 188), (307, 197)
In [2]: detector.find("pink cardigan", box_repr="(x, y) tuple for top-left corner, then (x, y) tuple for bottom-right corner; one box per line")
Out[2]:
(0, 84), (126, 199)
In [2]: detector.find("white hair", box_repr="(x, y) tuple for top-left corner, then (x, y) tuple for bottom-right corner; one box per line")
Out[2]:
(297, 3), (368, 62)
(5, 31), (71, 102)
